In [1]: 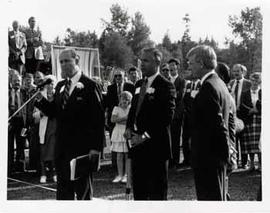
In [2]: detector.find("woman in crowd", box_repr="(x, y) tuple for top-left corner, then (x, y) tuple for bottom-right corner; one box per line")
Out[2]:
(33, 75), (57, 183)
(239, 72), (262, 171)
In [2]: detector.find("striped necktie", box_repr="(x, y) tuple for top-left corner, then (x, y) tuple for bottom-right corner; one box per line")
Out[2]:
(62, 79), (71, 109)
(234, 80), (240, 107)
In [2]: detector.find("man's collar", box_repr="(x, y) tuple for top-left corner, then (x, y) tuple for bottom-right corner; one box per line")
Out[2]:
(171, 74), (178, 81)
(70, 70), (82, 84)
(146, 72), (159, 87)
(201, 70), (215, 85)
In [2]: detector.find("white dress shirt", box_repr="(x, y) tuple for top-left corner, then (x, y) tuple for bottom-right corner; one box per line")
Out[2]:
(69, 70), (82, 95)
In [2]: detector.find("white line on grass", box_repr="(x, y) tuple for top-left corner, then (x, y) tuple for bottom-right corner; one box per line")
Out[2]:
(8, 177), (56, 192)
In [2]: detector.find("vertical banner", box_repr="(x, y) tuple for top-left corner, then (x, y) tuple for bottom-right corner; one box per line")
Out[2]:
(51, 45), (100, 81)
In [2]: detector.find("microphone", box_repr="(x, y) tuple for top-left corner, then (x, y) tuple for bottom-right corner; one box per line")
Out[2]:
(37, 78), (53, 89)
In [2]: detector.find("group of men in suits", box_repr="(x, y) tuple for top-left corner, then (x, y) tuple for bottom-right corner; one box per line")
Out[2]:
(9, 17), (44, 75)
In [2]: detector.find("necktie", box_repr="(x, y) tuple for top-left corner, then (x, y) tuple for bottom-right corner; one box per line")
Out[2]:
(234, 80), (239, 107)
(117, 83), (121, 102)
(62, 79), (71, 109)
(196, 81), (201, 90)
(14, 90), (21, 116)
(135, 77), (148, 120)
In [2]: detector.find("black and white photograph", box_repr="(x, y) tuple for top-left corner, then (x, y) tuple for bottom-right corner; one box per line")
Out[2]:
(1, 0), (270, 212)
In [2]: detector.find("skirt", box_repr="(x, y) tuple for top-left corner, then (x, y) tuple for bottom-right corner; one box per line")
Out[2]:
(240, 114), (261, 154)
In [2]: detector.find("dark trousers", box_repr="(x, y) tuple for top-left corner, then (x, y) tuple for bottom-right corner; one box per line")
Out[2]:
(193, 165), (227, 200)
(181, 115), (191, 165)
(28, 124), (40, 172)
(170, 117), (182, 166)
(56, 158), (93, 200)
(25, 58), (41, 74)
(132, 157), (168, 200)
(8, 56), (24, 75)
(8, 117), (25, 174)
(236, 135), (248, 166)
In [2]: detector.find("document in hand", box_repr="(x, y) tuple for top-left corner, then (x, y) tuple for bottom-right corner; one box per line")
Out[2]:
(70, 153), (100, 181)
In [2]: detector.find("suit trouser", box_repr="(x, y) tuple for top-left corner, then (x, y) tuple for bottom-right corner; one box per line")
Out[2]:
(25, 58), (41, 74)
(170, 117), (182, 165)
(132, 157), (168, 200)
(56, 157), (93, 200)
(193, 165), (227, 200)
(8, 117), (25, 173)
(181, 115), (191, 164)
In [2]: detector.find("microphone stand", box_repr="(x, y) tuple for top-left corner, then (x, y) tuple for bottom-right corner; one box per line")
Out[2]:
(8, 89), (40, 122)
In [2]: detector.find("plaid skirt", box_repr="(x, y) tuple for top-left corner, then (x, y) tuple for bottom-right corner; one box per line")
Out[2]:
(240, 114), (261, 154)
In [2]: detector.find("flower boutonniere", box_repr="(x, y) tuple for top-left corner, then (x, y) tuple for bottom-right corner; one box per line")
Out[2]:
(60, 85), (65, 93)
(76, 82), (84, 90)
(146, 87), (155, 94)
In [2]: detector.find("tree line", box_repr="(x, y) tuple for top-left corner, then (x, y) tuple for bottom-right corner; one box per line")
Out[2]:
(48, 4), (262, 76)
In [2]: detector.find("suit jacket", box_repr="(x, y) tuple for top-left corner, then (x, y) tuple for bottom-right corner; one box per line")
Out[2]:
(35, 74), (105, 161)
(191, 73), (231, 168)
(126, 74), (176, 160)
(105, 82), (135, 129)
(239, 89), (261, 124)
(24, 28), (43, 59)
(8, 88), (27, 125)
(229, 78), (251, 111)
(173, 76), (186, 119)
(8, 30), (27, 64)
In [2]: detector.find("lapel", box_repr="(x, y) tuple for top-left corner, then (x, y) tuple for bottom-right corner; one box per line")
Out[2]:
(67, 74), (86, 104)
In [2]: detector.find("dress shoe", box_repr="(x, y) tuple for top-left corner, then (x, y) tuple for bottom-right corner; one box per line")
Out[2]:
(121, 175), (127, 183)
(40, 175), (47, 183)
(112, 176), (122, 183)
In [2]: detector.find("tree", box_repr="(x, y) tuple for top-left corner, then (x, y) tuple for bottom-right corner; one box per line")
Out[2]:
(102, 32), (133, 69)
(180, 13), (196, 70)
(101, 3), (130, 38)
(128, 12), (153, 58)
(63, 28), (99, 48)
(228, 7), (262, 73)
(162, 32), (173, 52)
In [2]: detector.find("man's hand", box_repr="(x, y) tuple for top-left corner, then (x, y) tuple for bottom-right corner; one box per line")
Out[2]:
(124, 128), (132, 140)
(130, 132), (144, 147)
(35, 91), (45, 102)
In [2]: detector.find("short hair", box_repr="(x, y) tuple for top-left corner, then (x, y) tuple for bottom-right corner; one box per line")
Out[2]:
(161, 63), (170, 70)
(120, 91), (133, 102)
(250, 72), (261, 83)
(44, 74), (57, 83)
(168, 58), (180, 65)
(143, 47), (162, 62)
(232, 64), (247, 73)
(216, 62), (230, 84)
(28, 16), (35, 23)
(23, 72), (34, 78)
(187, 45), (217, 70)
(128, 66), (138, 74)
(61, 48), (77, 59)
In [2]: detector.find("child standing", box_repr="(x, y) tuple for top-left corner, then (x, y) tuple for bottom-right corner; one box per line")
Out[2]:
(111, 91), (132, 183)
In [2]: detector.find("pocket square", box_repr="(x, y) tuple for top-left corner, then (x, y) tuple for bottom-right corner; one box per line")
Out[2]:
(135, 87), (140, 94)
(76, 97), (83, 101)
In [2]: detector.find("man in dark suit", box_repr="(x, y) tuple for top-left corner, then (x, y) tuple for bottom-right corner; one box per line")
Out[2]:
(8, 73), (27, 175)
(124, 48), (176, 200)
(35, 48), (105, 200)
(229, 64), (251, 168)
(24, 17), (44, 74)
(187, 45), (231, 200)
(168, 58), (186, 167)
(8, 20), (27, 75)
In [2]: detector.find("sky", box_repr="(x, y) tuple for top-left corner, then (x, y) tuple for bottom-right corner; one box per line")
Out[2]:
(4, 0), (266, 48)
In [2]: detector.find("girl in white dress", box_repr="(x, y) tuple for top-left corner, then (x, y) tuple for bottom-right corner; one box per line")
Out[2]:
(111, 91), (133, 183)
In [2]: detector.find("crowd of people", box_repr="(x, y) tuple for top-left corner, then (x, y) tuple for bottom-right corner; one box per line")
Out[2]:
(8, 17), (262, 201)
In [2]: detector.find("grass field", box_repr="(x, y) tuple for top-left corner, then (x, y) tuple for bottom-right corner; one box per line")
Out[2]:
(7, 163), (261, 201)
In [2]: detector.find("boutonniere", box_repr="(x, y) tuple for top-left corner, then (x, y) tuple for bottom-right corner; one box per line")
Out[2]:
(146, 87), (155, 94)
(76, 82), (84, 90)
(60, 85), (65, 93)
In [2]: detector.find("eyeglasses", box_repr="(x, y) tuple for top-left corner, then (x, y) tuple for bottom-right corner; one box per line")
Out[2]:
(60, 59), (72, 64)
(115, 74), (122, 77)
(162, 69), (169, 72)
